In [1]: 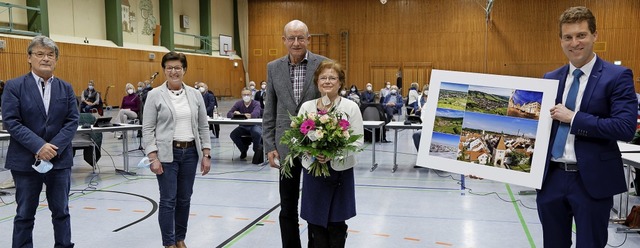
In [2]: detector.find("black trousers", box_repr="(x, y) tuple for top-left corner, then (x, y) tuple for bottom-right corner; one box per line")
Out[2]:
(279, 158), (312, 248)
(308, 222), (348, 248)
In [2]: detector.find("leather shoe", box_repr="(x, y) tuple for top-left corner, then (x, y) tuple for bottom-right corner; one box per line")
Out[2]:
(381, 139), (392, 143)
(240, 151), (247, 160)
(176, 240), (187, 248)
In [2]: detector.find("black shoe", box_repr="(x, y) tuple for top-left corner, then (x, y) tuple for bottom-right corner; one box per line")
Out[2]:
(382, 139), (392, 143)
(117, 135), (123, 140)
(240, 151), (247, 159)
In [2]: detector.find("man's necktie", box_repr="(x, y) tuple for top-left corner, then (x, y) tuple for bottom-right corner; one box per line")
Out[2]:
(40, 79), (45, 95)
(551, 69), (584, 159)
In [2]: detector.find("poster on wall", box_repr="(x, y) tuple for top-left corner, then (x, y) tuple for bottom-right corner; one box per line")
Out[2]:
(416, 70), (559, 189)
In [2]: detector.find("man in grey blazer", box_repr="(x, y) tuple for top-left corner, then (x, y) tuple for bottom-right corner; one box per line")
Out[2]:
(263, 20), (327, 248)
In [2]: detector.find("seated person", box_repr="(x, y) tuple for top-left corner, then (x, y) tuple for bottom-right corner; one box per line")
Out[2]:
(347, 84), (361, 105)
(380, 81), (392, 101)
(227, 88), (263, 163)
(115, 83), (140, 124)
(199, 82), (220, 138)
(412, 86), (428, 116)
(80, 80), (102, 113)
(361, 83), (376, 104)
(254, 81), (267, 110)
(407, 82), (420, 109)
(381, 85), (403, 122)
(339, 88), (348, 98)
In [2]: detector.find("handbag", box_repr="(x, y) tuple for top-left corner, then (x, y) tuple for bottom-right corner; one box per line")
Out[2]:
(624, 205), (640, 228)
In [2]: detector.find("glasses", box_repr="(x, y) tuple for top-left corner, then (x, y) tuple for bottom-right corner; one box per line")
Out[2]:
(31, 52), (56, 59)
(285, 36), (308, 44)
(165, 66), (183, 72)
(319, 77), (339, 83)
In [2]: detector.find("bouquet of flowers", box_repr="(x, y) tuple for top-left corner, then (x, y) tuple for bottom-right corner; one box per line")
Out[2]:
(280, 107), (363, 178)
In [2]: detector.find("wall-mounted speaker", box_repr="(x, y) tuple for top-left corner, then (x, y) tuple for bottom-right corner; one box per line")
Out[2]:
(149, 53), (156, 60)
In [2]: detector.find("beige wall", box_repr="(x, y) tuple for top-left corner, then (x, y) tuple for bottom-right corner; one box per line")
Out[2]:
(173, 0), (200, 47)
(212, 0), (234, 50)
(49, 0), (106, 39)
(0, 0), (28, 27)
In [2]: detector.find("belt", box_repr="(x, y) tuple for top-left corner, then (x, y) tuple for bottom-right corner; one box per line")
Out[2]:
(173, 140), (195, 148)
(551, 161), (579, 172)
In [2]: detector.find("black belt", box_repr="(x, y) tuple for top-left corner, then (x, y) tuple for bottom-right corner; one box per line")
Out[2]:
(551, 161), (579, 172)
(173, 140), (195, 148)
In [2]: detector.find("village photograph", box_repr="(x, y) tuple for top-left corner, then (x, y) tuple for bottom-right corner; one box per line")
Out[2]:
(434, 108), (464, 134)
(465, 85), (512, 115)
(507, 89), (543, 120)
(437, 82), (468, 111)
(456, 111), (539, 173)
(429, 132), (460, 160)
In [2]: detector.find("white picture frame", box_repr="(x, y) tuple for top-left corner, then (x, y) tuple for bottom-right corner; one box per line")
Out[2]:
(416, 69), (559, 189)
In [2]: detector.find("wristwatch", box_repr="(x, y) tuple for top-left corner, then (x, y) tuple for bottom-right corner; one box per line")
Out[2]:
(204, 154), (212, 159)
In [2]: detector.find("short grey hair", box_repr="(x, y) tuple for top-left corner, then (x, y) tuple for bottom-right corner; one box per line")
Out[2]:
(283, 20), (309, 37)
(27, 35), (59, 59)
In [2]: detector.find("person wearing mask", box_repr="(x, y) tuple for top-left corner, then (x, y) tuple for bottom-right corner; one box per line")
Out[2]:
(339, 88), (348, 98)
(227, 88), (263, 164)
(412, 85), (429, 117)
(198, 82), (220, 138)
(248, 81), (258, 99)
(298, 61), (363, 247)
(80, 80), (102, 113)
(115, 83), (140, 124)
(381, 85), (403, 123)
(407, 82), (420, 113)
(536, 6), (637, 247)
(361, 83), (376, 104)
(142, 52), (212, 248)
(347, 84), (361, 105)
(263, 19), (327, 248)
(2, 35), (79, 248)
(379, 81), (391, 102)
(254, 80), (267, 111)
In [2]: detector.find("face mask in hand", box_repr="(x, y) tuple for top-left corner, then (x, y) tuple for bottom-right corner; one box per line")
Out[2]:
(137, 157), (151, 168)
(32, 159), (53, 173)
(243, 96), (251, 102)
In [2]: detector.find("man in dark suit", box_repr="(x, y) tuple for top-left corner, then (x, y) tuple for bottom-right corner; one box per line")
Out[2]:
(2, 36), (79, 248)
(263, 20), (327, 248)
(537, 7), (637, 247)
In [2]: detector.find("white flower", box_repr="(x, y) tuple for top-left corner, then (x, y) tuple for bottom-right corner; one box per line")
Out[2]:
(315, 129), (324, 140)
(291, 137), (298, 144)
(342, 130), (350, 139)
(319, 115), (330, 124)
(290, 121), (298, 128)
(307, 112), (317, 119)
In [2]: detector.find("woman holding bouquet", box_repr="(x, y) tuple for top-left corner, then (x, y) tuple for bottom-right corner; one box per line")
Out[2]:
(298, 60), (364, 247)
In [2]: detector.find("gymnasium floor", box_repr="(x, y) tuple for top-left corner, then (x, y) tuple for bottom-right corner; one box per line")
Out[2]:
(0, 99), (639, 248)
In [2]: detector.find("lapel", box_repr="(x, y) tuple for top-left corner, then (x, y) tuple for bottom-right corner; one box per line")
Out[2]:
(278, 56), (295, 104)
(555, 65), (570, 105)
(579, 57), (602, 113)
(25, 74), (48, 118)
(158, 82), (177, 122)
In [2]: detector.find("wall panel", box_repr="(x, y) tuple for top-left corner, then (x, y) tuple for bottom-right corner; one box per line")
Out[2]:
(0, 35), (245, 106)
(248, 0), (640, 93)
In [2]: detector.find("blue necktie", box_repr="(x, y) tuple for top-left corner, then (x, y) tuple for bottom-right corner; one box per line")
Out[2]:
(551, 69), (584, 159)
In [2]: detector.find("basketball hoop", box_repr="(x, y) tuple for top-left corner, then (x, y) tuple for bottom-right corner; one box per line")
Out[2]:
(226, 50), (236, 60)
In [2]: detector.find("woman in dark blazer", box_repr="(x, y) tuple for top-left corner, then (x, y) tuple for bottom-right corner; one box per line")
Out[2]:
(298, 61), (364, 247)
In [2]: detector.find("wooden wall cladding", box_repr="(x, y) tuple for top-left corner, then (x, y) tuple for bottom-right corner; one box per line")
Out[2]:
(0, 36), (245, 106)
(248, 0), (640, 94)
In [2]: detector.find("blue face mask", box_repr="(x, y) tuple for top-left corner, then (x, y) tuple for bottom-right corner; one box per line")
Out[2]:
(137, 87), (143, 91)
(32, 159), (53, 173)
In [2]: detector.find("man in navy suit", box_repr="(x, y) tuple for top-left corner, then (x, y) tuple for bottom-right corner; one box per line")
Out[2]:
(537, 7), (637, 247)
(2, 36), (79, 248)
